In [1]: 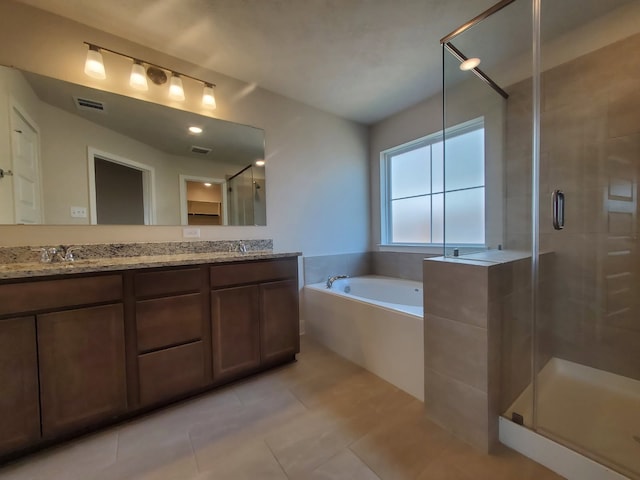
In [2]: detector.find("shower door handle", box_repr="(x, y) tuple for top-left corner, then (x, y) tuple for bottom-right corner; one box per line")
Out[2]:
(552, 190), (564, 230)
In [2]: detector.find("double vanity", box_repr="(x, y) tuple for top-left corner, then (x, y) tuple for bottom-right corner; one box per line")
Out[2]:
(0, 242), (300, 461)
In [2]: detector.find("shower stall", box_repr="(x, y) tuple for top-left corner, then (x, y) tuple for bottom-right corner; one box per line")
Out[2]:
(226, 164), (266, 226)
(442, 0), (640, 478)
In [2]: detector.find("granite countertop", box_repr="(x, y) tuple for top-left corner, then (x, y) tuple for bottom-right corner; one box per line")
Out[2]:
(0, 251), (301, 280)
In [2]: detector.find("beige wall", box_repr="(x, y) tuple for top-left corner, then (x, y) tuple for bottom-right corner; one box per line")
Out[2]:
(37, 100), (247, 225)
(187, 183), (221, 203)
(0, 1), (369, 255)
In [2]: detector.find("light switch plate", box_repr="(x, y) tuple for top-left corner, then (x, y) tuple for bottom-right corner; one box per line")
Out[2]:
(70, 206), (87, 218)
(183, 227), (201, 238)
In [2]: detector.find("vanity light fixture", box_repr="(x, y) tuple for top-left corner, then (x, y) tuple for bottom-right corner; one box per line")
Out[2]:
(202, 83), (217, 109)
(168, 73), (185, 101)
(188, 126), (203, 134)
(203, 182), (212, 187)
(255, 160), (265, 167)
(84, 44), (106, 79)
(82, 42), (217, 107)
(129, 60), (148, 91)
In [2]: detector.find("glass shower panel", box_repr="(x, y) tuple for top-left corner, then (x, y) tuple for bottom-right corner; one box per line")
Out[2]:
(444, 188), (485, 244)
(443, 0), (535, 435)
(227, 166), (255, 226)
(443, 128), (484, 192)
(442, 2), (516, 257)
(534, 1), (640, 477)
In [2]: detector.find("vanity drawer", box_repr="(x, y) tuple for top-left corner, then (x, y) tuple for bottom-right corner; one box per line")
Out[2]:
(210, 258), (297, 288)
(134, 268), (202, 298)
(138, 341), (206, 406)
(136, 293), (203, 353)
(0, 275), (122, 316)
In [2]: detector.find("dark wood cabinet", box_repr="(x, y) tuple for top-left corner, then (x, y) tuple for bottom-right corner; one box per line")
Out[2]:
(133, 267), (210, 407)
(261, 280), (300, 364)
(37, 304), (127, 438)
(138, 341), (206, 405)
(0, 317), (40, 454)
(210, 258), (299, 383)
(211, 285), (261, 380)
(0, 255), (298, 459)
(136, 293), (203, 353)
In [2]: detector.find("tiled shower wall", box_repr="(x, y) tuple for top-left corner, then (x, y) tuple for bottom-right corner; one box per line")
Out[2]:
(505, 32), (640, 381)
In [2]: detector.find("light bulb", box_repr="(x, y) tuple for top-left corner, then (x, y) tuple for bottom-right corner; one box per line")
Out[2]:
(255, 160), (265, 167)
(189, 126), (203, 134)
(459, 57), (481, 71)
(204, 183), (212, 187)
(169, 73), (185, 101)
(84, 45), (106, 79)
(202, 83), (216, 109)
(129, 60), (148, 90)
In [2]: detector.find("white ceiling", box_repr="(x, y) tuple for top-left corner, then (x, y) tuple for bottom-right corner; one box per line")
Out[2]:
(12, 0), (637, 125)
(14, 0), (499, 125)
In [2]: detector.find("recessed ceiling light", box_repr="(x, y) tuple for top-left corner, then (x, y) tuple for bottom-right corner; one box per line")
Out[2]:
(189, 126), (203, 134)
(204, 182), (212, 187)
(460, 57), (481, 71)
(255, 159), (265, 167)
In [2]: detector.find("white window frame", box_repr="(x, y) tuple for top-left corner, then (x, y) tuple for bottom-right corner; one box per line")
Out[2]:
(379, 117), (485, 249)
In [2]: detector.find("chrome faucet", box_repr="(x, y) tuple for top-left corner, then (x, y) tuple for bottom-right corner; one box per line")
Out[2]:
(326, 274), (349, 289)
(237, 242), (248, 253)
(33, 246), (78, 263)
(59, 246), (78, 262)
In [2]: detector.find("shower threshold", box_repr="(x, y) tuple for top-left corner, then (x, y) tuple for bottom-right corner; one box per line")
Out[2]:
(502, 357), (640, 479)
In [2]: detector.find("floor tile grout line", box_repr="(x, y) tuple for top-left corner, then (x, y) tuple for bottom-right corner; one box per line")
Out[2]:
(263, 437), (292, 479)
(347, 445), (383, 480)
(114, 428), (122, 463)
(186, 430), (203, 474)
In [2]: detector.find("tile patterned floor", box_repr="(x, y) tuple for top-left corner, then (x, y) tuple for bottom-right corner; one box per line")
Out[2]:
(0, 336), (564, 479)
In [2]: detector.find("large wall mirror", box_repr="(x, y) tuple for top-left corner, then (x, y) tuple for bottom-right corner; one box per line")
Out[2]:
(0, 65), (266, 226)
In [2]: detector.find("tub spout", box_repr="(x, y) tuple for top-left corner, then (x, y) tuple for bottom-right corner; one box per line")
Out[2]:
(326, 274), (349, 289)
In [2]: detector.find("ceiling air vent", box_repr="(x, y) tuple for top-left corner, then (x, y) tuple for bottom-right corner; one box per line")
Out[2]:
(73, 96), (106, 113)
(191, 145), (212, 155)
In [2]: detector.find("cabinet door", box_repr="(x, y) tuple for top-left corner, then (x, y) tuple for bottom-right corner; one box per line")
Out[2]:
(260, 280), (299, 364)
(0, 317), (40, 454)
(211, 286), (260, 381)
(138, 341), (206, 406)
(38, 304), (127, 438)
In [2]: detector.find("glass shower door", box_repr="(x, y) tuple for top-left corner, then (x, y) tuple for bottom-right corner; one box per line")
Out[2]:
(443, 0), (640, 476)
(534, 1), (640, 477)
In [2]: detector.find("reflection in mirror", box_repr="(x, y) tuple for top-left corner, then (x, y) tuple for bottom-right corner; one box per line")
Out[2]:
(227, 164), (267, 226)
(0, 65), (266, 226)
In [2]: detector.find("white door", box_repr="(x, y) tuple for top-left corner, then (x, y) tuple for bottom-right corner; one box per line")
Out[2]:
(10, 106), (42, 224)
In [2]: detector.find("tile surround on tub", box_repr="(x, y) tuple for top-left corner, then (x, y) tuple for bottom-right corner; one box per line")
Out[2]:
(0, 240), (273, 265)
(372, 251), (437, 282)
(303, 251), (436, 285)
(303, 252), (371, 285)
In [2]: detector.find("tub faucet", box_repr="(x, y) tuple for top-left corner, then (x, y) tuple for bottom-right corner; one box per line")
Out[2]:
(326, 274), (349, 289)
